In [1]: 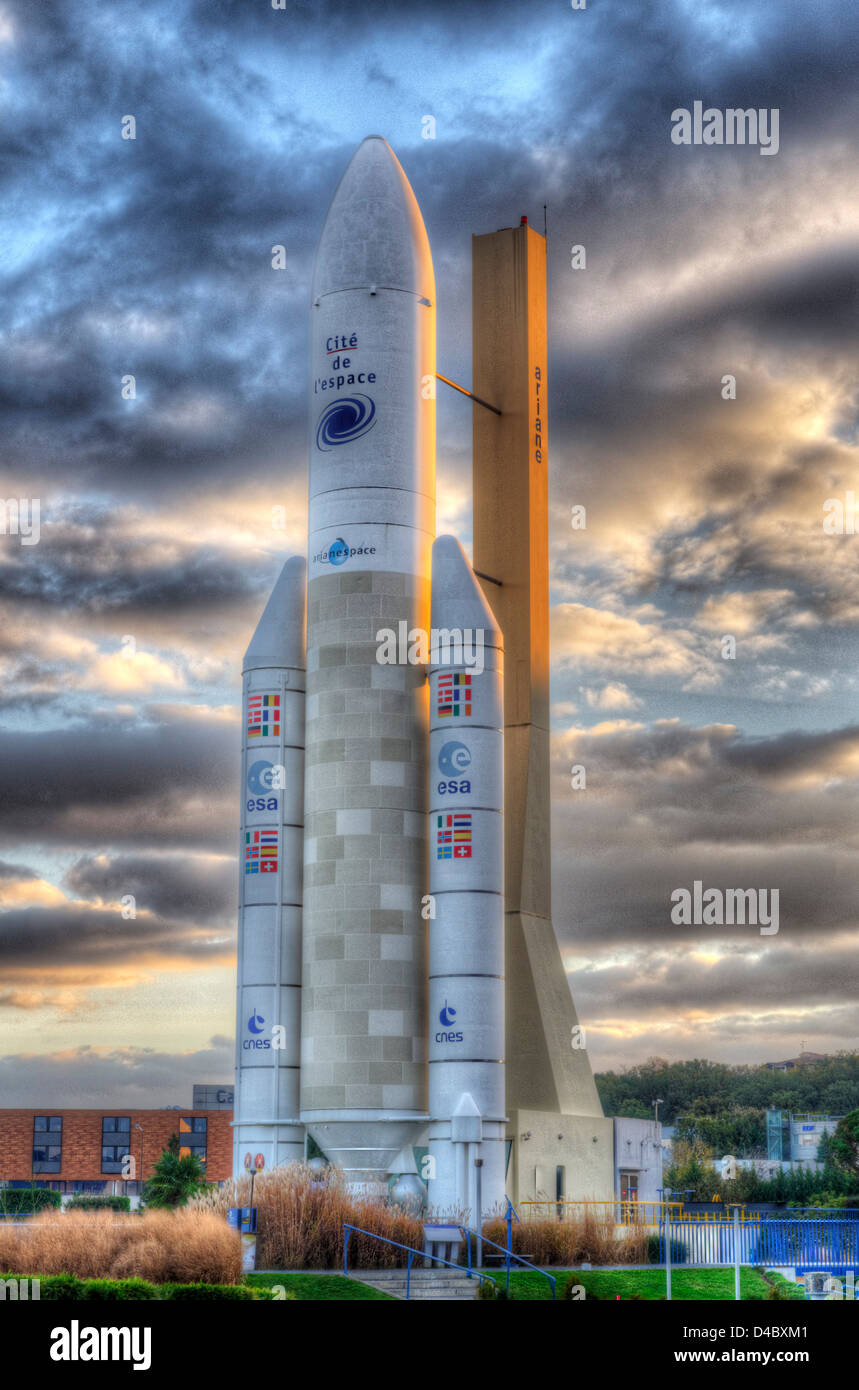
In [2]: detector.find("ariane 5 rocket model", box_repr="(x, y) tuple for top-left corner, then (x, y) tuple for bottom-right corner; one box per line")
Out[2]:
(233, 135), (611, 1211)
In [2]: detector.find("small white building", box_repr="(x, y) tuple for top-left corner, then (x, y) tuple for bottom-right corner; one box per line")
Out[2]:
(613, 1118), (663, 1203)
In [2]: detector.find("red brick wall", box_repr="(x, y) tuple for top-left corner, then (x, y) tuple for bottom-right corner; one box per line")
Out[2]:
(0, 1110), (233, 1185)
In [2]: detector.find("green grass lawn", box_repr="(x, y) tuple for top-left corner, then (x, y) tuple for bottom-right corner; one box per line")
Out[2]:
(247, 1271), (396, 1301)
(247, 1267), (803, 1301)
(481, 1268), (805, 1301)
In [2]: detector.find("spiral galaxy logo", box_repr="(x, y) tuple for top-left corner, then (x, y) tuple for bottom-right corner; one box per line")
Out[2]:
(438, 741), (471, 775)
(315, 394), (376, 450)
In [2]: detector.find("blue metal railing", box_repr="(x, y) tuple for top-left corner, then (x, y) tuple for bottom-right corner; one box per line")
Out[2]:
(658, 1214), (859, 1270)
(342, 1223), (497, 1300)
(459, 1224), (556, 1299)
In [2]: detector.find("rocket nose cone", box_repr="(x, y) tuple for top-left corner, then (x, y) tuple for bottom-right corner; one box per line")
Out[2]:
(311, 136), (435, 302)
(243, 555), (307, 672)
(431, 535), (502, 646)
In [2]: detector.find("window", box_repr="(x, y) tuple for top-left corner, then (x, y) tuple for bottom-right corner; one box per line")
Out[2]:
(101, 1145), (131, 1168)
(33, 1146), (61, 1165)
(178, 1117), (207, 1164)
(619, 1171), (639, 1208)
(33, 1117), (62, 1173)
(101, 1118), (131, 1172)
(179, 1117), (207, 1144)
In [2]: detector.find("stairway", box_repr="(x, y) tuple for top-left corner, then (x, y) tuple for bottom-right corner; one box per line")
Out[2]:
(348, 1268), (483, 1300)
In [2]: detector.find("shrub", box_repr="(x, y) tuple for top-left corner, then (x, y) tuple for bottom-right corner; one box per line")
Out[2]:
(476, 1278), (507, 1300)
(36, 1275), (159, 1300)
(0, 1189), (61, 1216)
(143, 1139), (211, 1209)
(66, 1195), (131, 1213)
(162, 1283), (267, 1300)
(78, 1278), (162, 1301)
(195, 1164), (425, 1270)
(765, 1282), (794, 1300)
(28, 1273), (84, 1300)
(0, 1208), (241, 1284)
(645, 1234), (686, 1265)
(34, 1275), (261, 1300)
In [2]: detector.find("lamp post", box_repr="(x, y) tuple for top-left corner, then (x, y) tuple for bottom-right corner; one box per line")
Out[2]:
(658, 1187), (687, 1302)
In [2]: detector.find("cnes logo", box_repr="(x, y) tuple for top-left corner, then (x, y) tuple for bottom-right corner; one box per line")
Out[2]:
(50, 1321), (152, 1371)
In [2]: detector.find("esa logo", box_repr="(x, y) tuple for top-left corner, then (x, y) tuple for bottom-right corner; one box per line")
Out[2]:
(436, 741), (471, 796)
(244, 1009), (270, 1051)
(435, 1000), (463, 1044)
(247, 759), (280, 814)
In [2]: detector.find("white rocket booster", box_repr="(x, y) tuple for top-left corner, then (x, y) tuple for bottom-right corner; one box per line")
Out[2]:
(427, 537), (506, 1216)
(299, 137), (436, 1191)
(233, 556), (306, 1175)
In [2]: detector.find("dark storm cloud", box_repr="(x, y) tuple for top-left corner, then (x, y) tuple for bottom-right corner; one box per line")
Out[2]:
(1, 2), (314, 493)
(3, 0), (855, 502)
(66, 852), (235, 923)
(0, 706), (236, 849)
(575, 938), (859, 1020)
(0, 518), (264, 615)
(554, 248), (859, 436)
(551, 720), (859, 950)
(0, 903), (234, 979)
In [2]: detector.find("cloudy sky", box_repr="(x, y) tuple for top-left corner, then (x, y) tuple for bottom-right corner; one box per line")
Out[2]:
(0, 0), (857, 1104)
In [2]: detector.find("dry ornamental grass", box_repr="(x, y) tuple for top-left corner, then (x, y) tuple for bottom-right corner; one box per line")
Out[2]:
(483, 1213), (649, 1267)
(0, 1169), (650, 1280)
(195, 1163), (425, 1269)
(0, 1208), (242, 1284)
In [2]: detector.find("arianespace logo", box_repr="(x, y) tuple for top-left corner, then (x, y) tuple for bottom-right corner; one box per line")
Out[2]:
(436, 740), (471, 796)
(312, 537), (377, 567)
(315, 394), (376, 450)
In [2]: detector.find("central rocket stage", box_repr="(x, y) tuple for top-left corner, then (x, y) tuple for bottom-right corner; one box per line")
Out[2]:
(299, 138), (435, 1189)
(233, 136), (613, 1211)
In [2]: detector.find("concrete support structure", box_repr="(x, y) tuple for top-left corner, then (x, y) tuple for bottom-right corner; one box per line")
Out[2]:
(233, 557), (307, 1174)
(472, 221), (613, 1204)
(299, 137), (435, 1192)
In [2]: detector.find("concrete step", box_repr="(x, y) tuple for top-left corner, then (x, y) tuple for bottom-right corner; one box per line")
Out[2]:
(348, 1268), (483, 1300)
